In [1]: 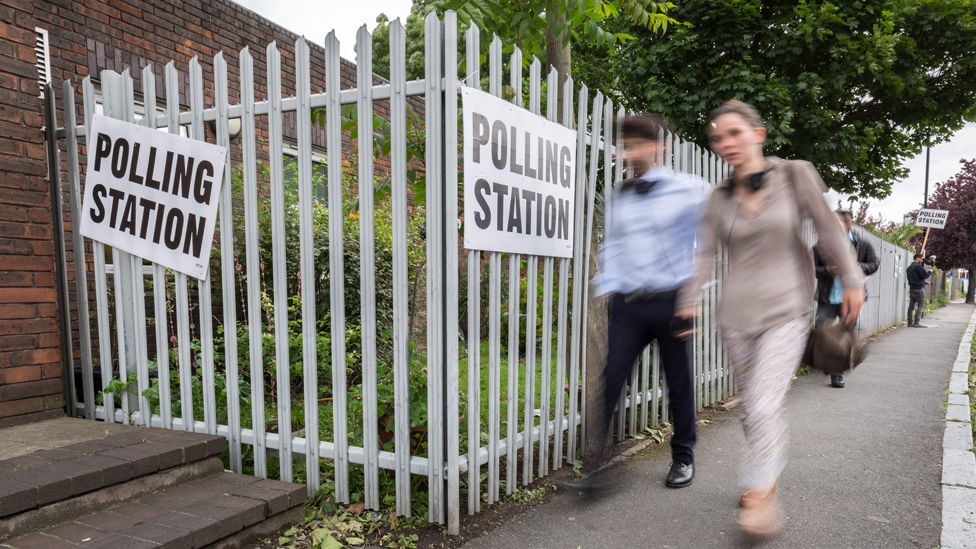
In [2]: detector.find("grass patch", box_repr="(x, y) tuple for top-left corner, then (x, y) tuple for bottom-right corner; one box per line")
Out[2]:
(970, 326), (975, 447)
(457, 339), (567, 444)
(926, 292), (950, 314)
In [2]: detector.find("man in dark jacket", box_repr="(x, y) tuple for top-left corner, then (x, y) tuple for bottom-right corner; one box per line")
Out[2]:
(813, 209), (880, 388)
(906, 254), (931, 327)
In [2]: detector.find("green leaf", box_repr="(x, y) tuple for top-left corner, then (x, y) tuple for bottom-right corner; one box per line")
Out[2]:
(310, 529), (343, 549)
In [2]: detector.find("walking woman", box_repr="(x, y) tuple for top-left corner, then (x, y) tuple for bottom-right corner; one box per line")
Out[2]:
(676, 100), (865, 536)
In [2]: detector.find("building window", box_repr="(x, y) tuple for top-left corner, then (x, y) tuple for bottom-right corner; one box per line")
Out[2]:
(281, 141), (328, 203)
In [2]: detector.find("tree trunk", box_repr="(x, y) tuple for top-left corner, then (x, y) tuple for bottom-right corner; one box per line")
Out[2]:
(545, 0), (607, 460)
(583, 240), (609, 458)
(545, 4), (571, 86)
(968, 266), (975, 304)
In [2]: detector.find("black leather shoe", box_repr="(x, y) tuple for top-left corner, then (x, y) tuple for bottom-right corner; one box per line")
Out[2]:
(830, 375), (845, 388)
(665, 461), (694, 488)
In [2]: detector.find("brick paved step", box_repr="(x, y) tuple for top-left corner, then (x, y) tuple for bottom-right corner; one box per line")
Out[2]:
(0, 471), (307, 548)
(0, 426), (226, 520)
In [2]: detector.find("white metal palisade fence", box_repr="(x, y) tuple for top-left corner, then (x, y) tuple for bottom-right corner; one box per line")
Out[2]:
(47, 11), (908, 536)
(850, 229), (913, 338)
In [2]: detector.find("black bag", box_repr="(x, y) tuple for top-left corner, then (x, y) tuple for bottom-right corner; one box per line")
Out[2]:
(804, 320), (868, 375)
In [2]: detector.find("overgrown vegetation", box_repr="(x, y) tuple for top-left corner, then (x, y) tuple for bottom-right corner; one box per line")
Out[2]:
(97, 143), (577, 526)
(970, 328), (975, 447)
(579, 0), (976, 199)
(926, 283), (950, 315)
(267, 497), (425, 549)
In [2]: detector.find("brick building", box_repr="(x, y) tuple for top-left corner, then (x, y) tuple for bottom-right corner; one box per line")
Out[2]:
(0, 0), (414, 424)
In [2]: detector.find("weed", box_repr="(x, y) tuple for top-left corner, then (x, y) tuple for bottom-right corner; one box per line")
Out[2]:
(510, 483), (553, 503)
(571, 460), (585, 479)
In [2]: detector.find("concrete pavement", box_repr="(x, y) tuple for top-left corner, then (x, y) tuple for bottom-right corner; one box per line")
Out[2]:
(462, 303), (974, 549)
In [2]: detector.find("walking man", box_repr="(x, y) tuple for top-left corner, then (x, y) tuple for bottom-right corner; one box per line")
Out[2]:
(583, 114), (708, 490)
(907, 254), (931, 327)
(813, 209), (879, 388)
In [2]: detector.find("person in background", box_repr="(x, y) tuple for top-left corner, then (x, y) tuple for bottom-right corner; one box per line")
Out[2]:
(813, 208), (879, 387)
(906, 253), (931, 327)
(581, 114), (708, 491)
(676, 100), (864, 537)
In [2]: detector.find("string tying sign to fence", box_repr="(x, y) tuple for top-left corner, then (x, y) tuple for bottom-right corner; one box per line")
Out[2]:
(462, 87), (577, 258)
(79, 115), (227, 280)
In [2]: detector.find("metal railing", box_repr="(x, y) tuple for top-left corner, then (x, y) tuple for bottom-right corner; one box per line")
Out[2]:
(44, 11), (911, 535)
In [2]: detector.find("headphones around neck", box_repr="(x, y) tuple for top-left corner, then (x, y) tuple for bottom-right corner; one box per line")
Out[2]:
(723, 170), (767, 194)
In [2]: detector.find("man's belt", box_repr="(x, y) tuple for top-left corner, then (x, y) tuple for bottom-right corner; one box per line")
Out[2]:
(623, 289), (676, 303)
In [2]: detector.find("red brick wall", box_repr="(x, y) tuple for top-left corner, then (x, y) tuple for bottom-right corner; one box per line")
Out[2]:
(0, 0), (65, 420)
(37, 0), (417, 170)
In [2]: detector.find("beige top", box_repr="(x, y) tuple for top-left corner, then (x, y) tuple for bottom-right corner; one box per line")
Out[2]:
(677, 157), (864, 335)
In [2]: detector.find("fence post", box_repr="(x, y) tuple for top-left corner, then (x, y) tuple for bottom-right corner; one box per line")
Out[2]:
(99, 70), (139, 424)
(423, 11), (445, 523)
(442, 11), (461, 536)
(42, 83), (77, 418)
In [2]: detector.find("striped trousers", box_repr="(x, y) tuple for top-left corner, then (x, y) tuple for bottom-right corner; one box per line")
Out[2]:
(723, 315), (810, 492)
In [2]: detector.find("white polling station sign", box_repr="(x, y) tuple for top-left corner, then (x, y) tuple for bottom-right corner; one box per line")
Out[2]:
(916, 208), (949, 229)
(79, 115), (227, 280)
(462, 87), (577, 258)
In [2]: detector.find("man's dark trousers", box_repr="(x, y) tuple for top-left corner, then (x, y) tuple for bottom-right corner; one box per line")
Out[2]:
(907, 288), (926, 324)
(598, 291), (696, 465)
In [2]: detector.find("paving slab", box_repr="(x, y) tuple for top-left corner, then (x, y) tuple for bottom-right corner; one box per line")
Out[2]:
(949, 393), (971, 406)
(941, 486), (976, 549)
(943, 449), (976, 489)
(944, 421), (975, 452)
(0, 418), (129, 461)
(0, 470), (309, 548)
(0, 419), (229, 518)
(941, 307), (976, 549)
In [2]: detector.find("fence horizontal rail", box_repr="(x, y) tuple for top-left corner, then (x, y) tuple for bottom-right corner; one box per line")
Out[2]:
(58, 78), (430, 139)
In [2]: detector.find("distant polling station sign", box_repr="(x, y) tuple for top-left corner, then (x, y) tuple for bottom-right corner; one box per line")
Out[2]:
(462, 87), (576, 258)
(915, 208), (950, 229)
(79, 115), (227, 280)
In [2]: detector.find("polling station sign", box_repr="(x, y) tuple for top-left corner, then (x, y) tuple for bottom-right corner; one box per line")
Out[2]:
(462, 87), (576, 258)
(915, 208), (949, 229)
(79, 115), (227, 280)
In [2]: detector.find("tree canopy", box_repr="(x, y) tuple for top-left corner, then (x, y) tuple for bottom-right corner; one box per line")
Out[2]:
(576, 0), (976, 198)
(921, 158), (976, 303)
(371, 0), (677, 81)
(369, 1), (976, 200)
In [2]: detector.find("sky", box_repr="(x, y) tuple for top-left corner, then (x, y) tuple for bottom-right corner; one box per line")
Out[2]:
(826, 123), (976, 223)
(230, 0), (413, 59)
(229, 0), (974, 223)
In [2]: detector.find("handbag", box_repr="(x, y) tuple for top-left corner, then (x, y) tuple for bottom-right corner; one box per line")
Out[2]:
(804, 319), (869, 375)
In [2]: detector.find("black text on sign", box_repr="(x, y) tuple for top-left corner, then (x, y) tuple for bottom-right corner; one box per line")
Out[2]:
(462, 87), (576, 258)
(79, 115), (227, 280)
